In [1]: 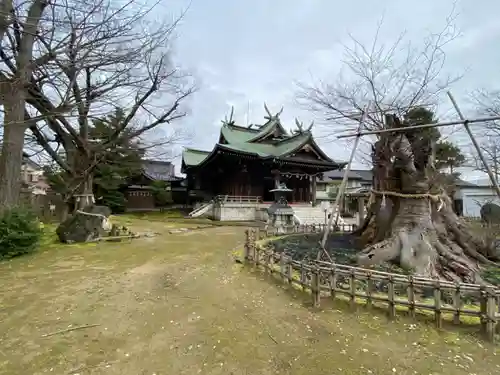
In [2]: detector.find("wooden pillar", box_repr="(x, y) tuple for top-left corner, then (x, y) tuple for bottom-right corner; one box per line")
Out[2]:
(311, 175), (317, 206)
(357, 196), (366, 226)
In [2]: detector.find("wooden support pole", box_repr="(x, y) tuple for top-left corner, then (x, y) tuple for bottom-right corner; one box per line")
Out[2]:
(447, 91), (500, 201)
(320, 103), (369, 249)
(357, 196), (366, 227)
(337, 114), (500, 139)
(326, 102), (434, 121)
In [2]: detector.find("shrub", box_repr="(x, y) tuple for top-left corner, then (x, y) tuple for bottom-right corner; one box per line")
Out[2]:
(151, 181), (173, 207)
(96, 190), (127, 214)
(0, 207), (43, 259)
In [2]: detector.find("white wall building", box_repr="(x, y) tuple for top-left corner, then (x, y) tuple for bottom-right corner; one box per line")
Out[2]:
(458, 178), (500, 218)
(316, 169), (494, 218)
(316, 170), (372, 201)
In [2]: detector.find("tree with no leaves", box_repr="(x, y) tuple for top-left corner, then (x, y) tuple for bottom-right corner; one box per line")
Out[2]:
(2, 0), (194, 214)
(298, 14), (498, 283)
(471, 90), (500, 183)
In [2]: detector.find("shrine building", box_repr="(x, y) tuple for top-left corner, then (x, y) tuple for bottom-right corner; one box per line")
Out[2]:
(181, 106), (345, 205)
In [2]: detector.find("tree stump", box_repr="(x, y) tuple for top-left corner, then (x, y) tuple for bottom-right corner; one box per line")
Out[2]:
(56, 205), (112, 243)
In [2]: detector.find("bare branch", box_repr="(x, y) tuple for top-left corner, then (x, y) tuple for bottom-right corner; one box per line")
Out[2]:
(297, 5), (461, 137)
(18, 0), (195, 208)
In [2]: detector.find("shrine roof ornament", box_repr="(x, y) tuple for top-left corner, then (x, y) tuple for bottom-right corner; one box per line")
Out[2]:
(263, 102), (283, 121)
(292, 118), (314, 134)
(221, 106), (235, 126)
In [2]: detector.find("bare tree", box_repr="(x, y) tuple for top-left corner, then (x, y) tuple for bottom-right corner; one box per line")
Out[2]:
(470, 89), (500, 183)
(297, 12), (499, 282)
(298, 11), (461, 130)
(13, 0), (194, 213)
(470, 136), (500, 184)
(0, 0), (52, 211)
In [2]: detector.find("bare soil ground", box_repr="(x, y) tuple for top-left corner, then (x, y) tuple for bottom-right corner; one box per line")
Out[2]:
(1, 217), (499, 375)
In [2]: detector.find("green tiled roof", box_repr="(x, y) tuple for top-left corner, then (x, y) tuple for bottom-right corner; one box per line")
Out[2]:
(182, 115), (341, 170)
(219, 132), (309, 157)
(246, 119), (285, 141)
(220, 125), (258, 144)
(219, 119), (286, 144)
(182, 148), (211, 166)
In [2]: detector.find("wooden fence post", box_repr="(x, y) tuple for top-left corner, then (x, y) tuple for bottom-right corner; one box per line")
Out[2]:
(267, 250), (274, 276)
(365, 272), (373, 309)
(452, 283), (461, 325)
(349, 269), (356, 310)
(279, 253), (286, 283)
(254, 231), (260, 267)
(387, 275), (396, 319)
(286, 257), (293, 285)
(329, 266), (337, 300)
(483, 287), (497, 342)
(434, 280), (442, 329)
(407, 276), (415, 318)
(480, 286), (487, 336)
(312, 267), (320, 307)
(300, 263), (306, 291)
(244, 229), (250, 263)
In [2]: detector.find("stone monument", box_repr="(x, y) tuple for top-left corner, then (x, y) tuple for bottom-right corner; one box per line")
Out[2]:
(266, 183), (295, 234)
(56, 205), (112, 243)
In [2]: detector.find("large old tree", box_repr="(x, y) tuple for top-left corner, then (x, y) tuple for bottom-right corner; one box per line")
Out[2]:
(354, 114), (497, 283)
(0, 0), (50, 210)
(16, 0), (193, 212)
(299, 12), (499, 282)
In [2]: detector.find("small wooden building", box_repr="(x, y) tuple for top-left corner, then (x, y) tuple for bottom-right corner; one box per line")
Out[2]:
(181, 109), (345, 204)
(125, 160), (184, 210)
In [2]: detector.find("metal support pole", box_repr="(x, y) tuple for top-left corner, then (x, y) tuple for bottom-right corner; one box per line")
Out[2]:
(320, 103), (369, 250)
(447, 91), (500, 200)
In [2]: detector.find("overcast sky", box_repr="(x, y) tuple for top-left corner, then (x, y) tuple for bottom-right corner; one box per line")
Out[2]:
(162, 0), (500, 181)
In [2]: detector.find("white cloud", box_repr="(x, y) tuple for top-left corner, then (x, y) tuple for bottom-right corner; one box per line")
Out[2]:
(160, 0), (500, 173)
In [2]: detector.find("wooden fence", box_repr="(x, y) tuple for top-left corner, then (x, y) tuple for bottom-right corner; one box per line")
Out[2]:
(260, 223), (357, 238)
(243, 228), (500, 342)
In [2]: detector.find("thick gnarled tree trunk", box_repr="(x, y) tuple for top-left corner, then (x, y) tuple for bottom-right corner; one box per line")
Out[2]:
(355, 115), (498, 283)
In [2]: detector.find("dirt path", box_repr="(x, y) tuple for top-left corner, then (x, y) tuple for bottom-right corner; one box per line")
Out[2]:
(0, 225), (499, 375)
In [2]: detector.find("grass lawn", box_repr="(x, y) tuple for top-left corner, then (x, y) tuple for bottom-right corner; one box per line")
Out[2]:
(0, 217), (500, 374)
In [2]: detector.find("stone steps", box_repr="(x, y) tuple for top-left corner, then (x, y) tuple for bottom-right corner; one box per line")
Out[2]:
(292, 205), (338, 225)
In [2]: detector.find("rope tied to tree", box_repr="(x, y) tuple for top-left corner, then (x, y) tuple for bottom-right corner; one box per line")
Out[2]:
(370, 189), (445, 211)
(75, 210), (107, 218)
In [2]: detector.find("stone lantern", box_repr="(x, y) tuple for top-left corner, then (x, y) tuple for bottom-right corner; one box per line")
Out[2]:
(266, 183), (295, 234)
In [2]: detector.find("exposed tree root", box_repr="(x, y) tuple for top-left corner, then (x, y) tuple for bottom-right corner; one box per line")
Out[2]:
(357, 195), (497, 283)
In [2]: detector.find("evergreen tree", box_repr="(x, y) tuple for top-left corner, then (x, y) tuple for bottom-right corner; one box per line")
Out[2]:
(45, 108), (144, 213)
(90, 108), (144, 212)
(403, 107), (466, 174)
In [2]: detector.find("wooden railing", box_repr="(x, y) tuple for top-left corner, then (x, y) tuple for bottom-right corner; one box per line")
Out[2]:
(215, 195), (262, 204)
(243, 228), (500, 342)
